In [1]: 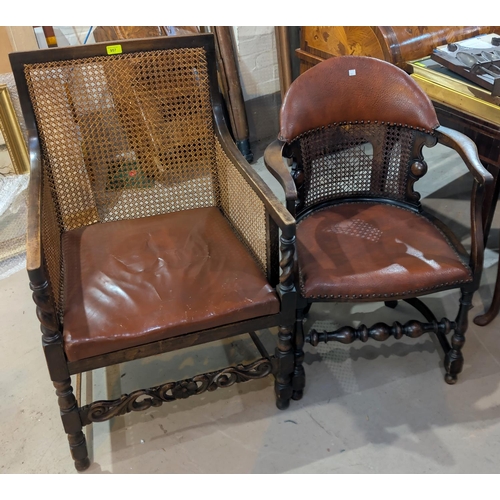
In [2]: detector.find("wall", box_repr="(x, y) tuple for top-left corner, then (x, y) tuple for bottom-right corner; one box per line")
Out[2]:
(233, 26), (280, 101)
(232, 26), (281, 145)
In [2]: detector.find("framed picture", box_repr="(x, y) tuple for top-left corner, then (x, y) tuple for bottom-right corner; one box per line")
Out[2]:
(0, 75), (29, 278)
(0, 82), (29, 176)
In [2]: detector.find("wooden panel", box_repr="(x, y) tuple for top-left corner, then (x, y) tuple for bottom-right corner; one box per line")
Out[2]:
(0, 27), (14, 73)
(433, 102), (500, 168)
(1, 27), (38, 74)
(298, 26), (500, 71)
(93, 26), (200, 43)
(93, 26), (166, 42)
(302, 26), (385, 59)
(383, 26), (499, 65)
(4, 26), (38, 52)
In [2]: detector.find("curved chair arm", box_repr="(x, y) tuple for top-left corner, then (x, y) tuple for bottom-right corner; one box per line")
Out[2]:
(26, 134), (43, 279)
(264, 140), (297, 216)
(435, 125), (494, 284)
(25, 134), (62, 346)
(435, 126), (493, 186)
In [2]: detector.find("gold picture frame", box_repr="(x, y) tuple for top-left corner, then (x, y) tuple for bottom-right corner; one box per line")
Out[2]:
(0, 83), (29, 175)
(0, 79), (29, 274)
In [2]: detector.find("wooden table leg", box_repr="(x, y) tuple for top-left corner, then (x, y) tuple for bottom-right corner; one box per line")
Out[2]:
(481, 164), (500, 245)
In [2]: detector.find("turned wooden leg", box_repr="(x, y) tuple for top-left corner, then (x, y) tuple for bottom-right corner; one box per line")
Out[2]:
(275, 324), (294, 410)
(29, 278), (90, 471)
(54, 378), (90, 471)
(292, 308), (306, 401)
(275, 231), (295, 409)
(445, 291), (472, 385)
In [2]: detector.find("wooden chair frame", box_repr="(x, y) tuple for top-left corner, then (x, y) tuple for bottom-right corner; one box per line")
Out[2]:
(10, 34), (297, 471)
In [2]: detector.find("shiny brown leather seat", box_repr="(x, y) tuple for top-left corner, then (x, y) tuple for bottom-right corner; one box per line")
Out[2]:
(62, 207), (280, 361)
(11, 34), (295, 471)
(265, 55), (492, 408)
(297, 202), (472, 299)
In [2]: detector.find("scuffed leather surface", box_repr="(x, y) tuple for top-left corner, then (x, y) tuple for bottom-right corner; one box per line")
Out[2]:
(297, 202), (472, 299)
(279, 56), (439, 142)
(62, 207), (279, 361)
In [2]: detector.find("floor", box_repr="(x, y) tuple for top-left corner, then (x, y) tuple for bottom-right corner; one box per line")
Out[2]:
(1, 139), (500, 474)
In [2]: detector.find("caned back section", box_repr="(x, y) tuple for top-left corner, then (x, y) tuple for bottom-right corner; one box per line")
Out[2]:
(297, 122), (417, 211)
(24, 47), (218, 231)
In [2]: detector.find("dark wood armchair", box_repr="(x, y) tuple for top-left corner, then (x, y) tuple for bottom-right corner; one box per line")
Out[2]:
(264, 55), (493, 408)
(10, 34), (296, 471)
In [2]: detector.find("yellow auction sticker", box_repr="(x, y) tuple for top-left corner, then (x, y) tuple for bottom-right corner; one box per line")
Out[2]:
(106, 44), (123, 55)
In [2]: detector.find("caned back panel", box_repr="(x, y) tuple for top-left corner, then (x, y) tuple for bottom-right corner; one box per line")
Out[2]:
(25, 47), (218, 229)
(215, 137), (268, 276)
(23, 45), (268, 318)
(297, 123), (416, 210)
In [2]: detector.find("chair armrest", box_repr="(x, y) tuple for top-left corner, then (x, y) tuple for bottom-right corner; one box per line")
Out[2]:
(26, 134), (43, 278)
(212, 106), (295, 238)
(25, 134), (62, 338)
(264, 140), (297, 215)
(435, 126), (493, 186)
(435, 125), (494, 284)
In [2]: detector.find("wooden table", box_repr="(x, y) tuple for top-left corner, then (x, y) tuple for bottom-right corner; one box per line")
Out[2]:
(408, 63), (500, 325)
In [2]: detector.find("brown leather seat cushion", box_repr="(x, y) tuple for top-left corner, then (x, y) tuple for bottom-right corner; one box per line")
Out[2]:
(62, 207), (279, 361)
(297, 202), (472, 300)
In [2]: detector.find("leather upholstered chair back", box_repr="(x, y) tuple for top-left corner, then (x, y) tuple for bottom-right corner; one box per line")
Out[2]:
(278, 56), (441, 215)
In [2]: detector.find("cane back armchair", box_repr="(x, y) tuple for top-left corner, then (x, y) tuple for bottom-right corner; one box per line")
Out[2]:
(265, 55), (492, 407)
(10, 34), (296, 471)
